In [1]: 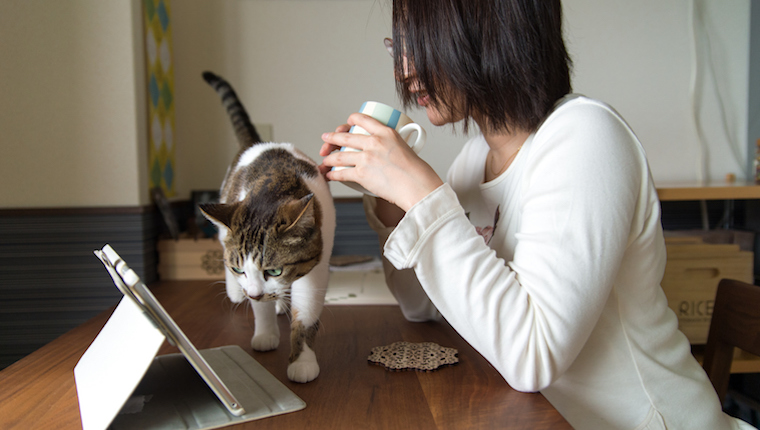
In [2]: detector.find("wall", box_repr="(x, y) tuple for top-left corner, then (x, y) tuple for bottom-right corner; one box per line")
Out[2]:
(749, 0), (760, 177)
(0, 0), (754, 207)
(0, 0), (149, 209)
(171, 0), (471, 199)
(565, 0), (751, 185)
(172, 0), (753, 201)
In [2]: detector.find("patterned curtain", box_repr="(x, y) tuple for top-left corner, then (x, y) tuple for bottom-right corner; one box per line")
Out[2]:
(144, 0), (175, 197)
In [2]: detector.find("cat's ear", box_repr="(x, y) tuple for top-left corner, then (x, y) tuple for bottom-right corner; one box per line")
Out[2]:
(199, 203), (235, 233)
(279, 193), (316, 233)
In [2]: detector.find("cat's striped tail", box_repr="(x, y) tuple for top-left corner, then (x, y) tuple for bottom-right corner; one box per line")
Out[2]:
(202, 71), (263, 147)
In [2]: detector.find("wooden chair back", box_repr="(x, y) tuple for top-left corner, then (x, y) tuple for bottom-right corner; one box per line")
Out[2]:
(702, 278), (760, 403)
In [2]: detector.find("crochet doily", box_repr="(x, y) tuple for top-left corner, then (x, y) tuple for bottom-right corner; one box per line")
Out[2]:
(201, 250), (224, 275)
(368, 341), (459, 372)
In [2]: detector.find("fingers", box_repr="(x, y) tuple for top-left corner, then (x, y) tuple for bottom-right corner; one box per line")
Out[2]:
(323, 165), (348, 182)
(318, 163), (333, 178)
(322, 146), (360, 169)
(324, 169), (360, 186)
(320, 129), (367, 152)
(320, 114), (392, 154)
(319, 142), (340, 157)
(318, 133), (352, 157)
(318, 150), (351, 179)
(322, 154), (360, 183)
(347, 113), (393, 136)
(319, 114), (399, 185)
(318, 123), (356, 177)
(318, 124), (352, 156)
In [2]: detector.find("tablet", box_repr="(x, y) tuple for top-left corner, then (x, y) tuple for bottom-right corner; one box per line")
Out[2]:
(94, 244), (245, 416)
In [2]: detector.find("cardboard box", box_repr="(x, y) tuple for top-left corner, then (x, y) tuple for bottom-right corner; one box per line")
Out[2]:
(157, 235), (224, 280)
(661, 235), (754, 344)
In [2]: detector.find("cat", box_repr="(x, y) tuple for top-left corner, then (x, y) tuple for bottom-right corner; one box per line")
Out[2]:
(199, 71), (335, 383)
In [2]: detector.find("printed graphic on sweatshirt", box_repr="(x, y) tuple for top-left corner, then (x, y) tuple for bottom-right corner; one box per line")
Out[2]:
(468, 206), (500, 245)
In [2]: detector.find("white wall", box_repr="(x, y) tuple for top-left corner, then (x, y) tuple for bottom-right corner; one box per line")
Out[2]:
(564, 0), (751, 185)
(173, 0), (752, 200)
(172, 0), (471, 199)
(0, 0), (752, 208)
(0, 1), (149, 208)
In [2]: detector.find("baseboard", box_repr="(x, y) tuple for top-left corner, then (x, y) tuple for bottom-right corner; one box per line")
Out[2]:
(0, 205), (161, 369)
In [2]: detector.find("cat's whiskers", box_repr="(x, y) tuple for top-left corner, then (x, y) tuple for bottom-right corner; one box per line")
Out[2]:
(211, 281), (245, 316)
(281, 303), (295, 321)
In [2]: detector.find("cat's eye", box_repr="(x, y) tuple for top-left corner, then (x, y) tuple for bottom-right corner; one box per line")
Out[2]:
(265, 268), (283, 277)
(231, 266), (245, 275)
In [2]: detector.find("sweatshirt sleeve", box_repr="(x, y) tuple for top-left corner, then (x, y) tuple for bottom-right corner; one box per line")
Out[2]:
(383, 101), (645, 392)
(362, 195), (441, 322)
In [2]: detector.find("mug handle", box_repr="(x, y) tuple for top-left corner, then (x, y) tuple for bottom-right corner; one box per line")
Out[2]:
(397, 123), (427, 154)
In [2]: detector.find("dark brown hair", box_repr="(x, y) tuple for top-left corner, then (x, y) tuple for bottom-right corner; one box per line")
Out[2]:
(392, 0), (572, 134)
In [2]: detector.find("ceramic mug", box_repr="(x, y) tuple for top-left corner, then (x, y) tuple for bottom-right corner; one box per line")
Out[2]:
(334, 101), (427, 195)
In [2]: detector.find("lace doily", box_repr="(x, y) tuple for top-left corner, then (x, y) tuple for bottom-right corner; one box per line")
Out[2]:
(368, 341), (459, 372)
(201, 250), (224, 275)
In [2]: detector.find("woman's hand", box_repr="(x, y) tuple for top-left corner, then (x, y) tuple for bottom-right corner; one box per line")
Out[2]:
(319, 113), (443, 211)
(318, 123), (351, 178)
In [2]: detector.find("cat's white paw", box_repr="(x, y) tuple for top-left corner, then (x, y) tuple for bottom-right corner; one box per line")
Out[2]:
(251, 333), (279, 351)
(287, 361), (320, 383)
(287, 345), (319, 383)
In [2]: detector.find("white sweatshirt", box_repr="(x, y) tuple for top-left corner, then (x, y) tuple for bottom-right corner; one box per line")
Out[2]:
(365, 96), (751, 429)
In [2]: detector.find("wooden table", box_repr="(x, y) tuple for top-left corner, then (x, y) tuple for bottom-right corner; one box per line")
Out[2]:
(0, 280), (570, 429)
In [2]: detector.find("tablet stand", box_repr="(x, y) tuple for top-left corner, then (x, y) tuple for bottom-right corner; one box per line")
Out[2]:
(74, 245), (305, 430)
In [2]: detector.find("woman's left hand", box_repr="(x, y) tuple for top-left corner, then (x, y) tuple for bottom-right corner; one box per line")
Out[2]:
(319, 113), (443, 211)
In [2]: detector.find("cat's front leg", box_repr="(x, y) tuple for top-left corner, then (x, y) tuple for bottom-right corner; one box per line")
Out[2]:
(250, 300), (280, 351)
(287, 320), (320, 383)
(286, 265), (328, 383)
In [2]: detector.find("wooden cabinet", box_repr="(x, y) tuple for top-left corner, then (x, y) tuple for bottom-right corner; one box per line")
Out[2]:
(656, 182), (760, 373)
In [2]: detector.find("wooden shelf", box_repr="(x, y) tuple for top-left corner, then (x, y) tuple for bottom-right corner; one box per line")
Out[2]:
(656, 182), (760, 201)
(692, 345), (760, 374)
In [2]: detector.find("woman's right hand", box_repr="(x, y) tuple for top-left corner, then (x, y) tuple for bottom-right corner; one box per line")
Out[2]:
(319, 113), (443, 212)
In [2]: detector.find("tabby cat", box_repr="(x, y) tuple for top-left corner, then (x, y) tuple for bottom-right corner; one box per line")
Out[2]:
(199, 71), (335, 383)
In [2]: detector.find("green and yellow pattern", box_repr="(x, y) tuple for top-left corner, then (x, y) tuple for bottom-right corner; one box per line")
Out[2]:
(144, 0), (175, 196)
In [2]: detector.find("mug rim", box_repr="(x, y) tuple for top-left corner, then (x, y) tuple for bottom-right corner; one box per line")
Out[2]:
(359, 101), (413, 128)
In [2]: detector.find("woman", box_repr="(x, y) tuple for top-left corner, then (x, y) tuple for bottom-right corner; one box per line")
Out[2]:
(320, 1), (751, 428)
